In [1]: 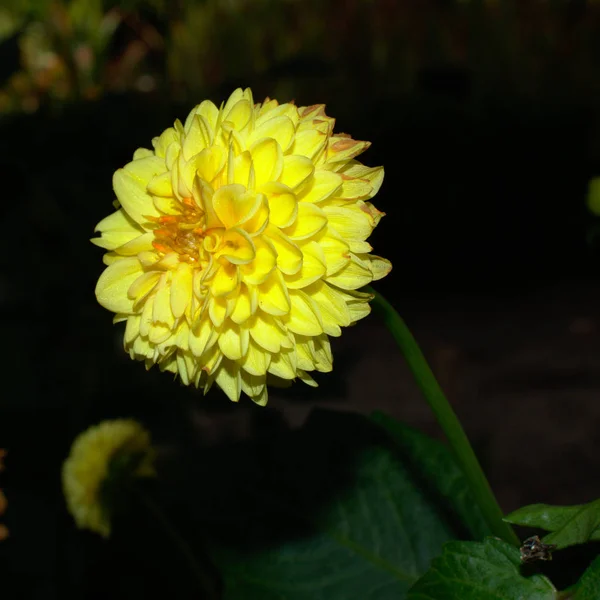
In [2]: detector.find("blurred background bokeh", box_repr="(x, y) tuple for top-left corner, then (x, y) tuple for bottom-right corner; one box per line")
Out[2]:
(2, 0), (600, 597)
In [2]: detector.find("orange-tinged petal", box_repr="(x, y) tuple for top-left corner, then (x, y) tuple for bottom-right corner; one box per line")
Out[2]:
(282, 202), (327, 240)
(96, 257), (144, 314)
(280, 155), (314, 190)
(326, 136), (370, 164)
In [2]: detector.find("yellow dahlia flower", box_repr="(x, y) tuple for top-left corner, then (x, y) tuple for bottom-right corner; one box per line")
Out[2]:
(62, 420), (155, 537)
(93, 88), (391, 405)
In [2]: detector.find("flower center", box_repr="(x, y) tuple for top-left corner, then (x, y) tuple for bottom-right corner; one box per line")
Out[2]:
(150, 198), (207, 263)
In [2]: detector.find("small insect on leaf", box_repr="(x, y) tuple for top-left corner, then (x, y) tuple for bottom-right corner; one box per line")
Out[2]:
(520, 535), (557, 563)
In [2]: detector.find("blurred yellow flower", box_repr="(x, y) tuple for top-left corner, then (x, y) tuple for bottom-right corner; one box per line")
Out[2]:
(0, 449), (7, 541)
(93, 88), (391, 404)
(62, 420), (155, 538)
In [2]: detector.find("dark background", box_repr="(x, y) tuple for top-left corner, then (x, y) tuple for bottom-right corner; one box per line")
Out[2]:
(1, 0), (600, 597)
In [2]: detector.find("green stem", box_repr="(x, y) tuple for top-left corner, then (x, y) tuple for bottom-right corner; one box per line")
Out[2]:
(132, 485), (220, 599)
(367, 287), (519, 546)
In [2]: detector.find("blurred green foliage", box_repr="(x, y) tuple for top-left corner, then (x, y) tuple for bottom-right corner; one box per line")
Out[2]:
(2, 0), (600, 115)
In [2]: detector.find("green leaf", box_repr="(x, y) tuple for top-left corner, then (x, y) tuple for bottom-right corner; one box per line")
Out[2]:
(504, 500), (600, 549)
(407, 538), (557, 600)
(574, 556), (600, 599)
(181, 409), (485, 599)
(371, 411), (492, 541)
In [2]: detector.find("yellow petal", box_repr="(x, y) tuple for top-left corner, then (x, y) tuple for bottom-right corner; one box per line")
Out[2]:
(280, 155), (314, 190)
(113, 157), (166, 225)
(182, 114), (212, 160)
(265, 227), (303, 275)
(170, 262), (194, 318)
(285, 290), (323, 336)
(230, 283), (258, 324)
(267, 348), (297, 380)
(307, 280), (352, 327)
(210, 261), (240, 297)
(249, 313), (286, 353)
(214, 360), (241, 402)
(240, 339), (271, 375)
(153, 282), (175, 327)
(284, 241), (326, 289)
(319, 233), (351, 276)
(185, 100), (219, 133)
(240, 236), (277, 285)
(218, 323), (250, 360)
(322, 203), (374, 243)
(208, 295), (229, 327)
(191, 146), (227, 185)
(258, 270), (291, 316)
(326, 256), (373, 290)
(147, 171), (173, 197)
(92, 209), (144, 250)
(241, 371), (268, 403)
(282, 202), (327, 240)
(260, 182), (297, 228)
(216, 228), (256, 265)
(189, 317), (218, 357)
(365, 255), (392, 281)
(115, 232), (155, 256)
(222, 99), (252, 132)
(125, 315), (141, 345)
(212, 185), (261, 229)
(128, 271), (161, 302)
(152, 127), (179, 158)
(248, 115), (295, 153)
(298, 170), (342, 204)
(250, 138), (283, 187)
(292, 128), (327, 160)
(95, 257), (144, 314)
